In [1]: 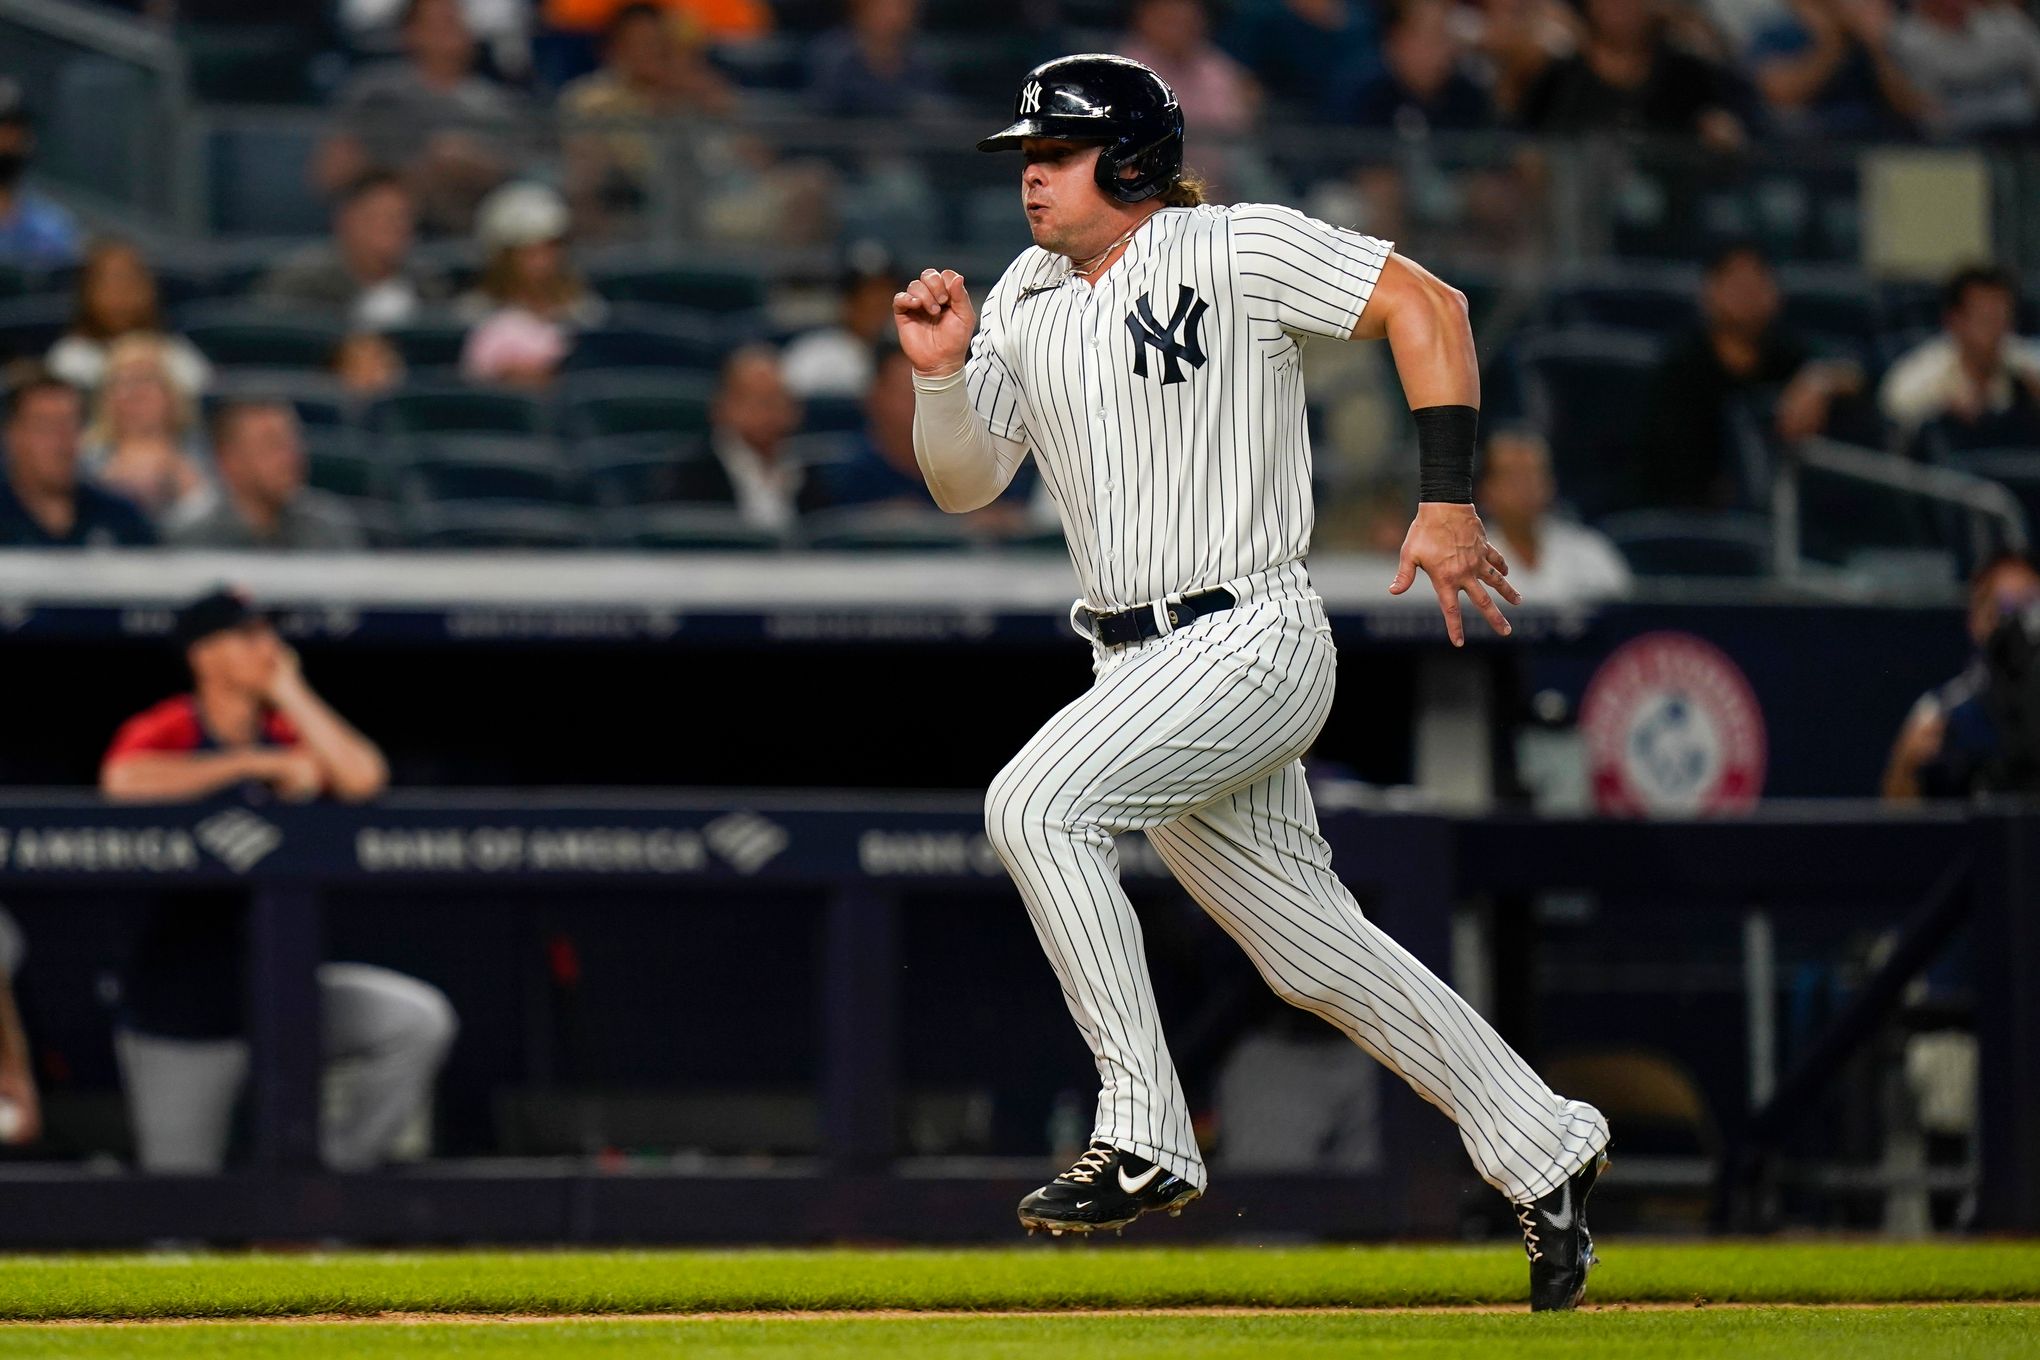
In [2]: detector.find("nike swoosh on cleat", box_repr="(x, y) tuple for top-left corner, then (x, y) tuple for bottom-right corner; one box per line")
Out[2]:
(1544, 1180), (1573, 1231)
(1117, 1164), (1163, 1195)
(1074, 1201), (1093, 1209)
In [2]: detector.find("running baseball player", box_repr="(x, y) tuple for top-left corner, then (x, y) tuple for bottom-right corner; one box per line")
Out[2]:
(894, 54), (1611, 1311)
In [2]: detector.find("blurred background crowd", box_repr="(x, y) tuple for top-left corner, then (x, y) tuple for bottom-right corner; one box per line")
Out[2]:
(0, 0), (2033, 585)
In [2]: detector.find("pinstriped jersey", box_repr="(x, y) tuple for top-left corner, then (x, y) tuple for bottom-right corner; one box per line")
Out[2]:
(965, 202), (1392, 612)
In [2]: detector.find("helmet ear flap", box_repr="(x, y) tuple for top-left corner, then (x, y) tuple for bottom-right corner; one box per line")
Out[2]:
(1095, 132), (1178, 204)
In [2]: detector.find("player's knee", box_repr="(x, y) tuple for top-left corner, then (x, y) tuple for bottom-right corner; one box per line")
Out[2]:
(392, 978), (460, 1063)
(984, 756), (1066, 863)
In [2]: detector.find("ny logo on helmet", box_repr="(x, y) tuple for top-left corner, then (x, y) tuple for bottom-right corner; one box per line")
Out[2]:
(1019, 80), (1042, 114)
(1126, 285), (1209, 386)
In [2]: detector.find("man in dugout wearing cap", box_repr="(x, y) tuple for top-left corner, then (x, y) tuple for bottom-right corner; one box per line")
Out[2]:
(99, 588), (457, 1173)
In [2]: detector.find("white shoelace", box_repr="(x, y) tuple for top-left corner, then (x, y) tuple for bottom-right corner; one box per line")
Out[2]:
(1057, 1145), (1116, 1186)
(1515, 1203), (1544, 1262)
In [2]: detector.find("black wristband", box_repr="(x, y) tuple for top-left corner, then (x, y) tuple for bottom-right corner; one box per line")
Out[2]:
(1413, 404), (1479, 504)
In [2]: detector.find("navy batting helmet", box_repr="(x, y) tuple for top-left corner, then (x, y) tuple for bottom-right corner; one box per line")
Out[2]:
(977, 53), (1185, 205)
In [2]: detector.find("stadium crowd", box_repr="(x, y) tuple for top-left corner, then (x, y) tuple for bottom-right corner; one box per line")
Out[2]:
(0, 0), (2036, 583)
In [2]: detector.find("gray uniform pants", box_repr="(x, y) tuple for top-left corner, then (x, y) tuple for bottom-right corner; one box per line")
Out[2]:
(115, 962), (457, 1173)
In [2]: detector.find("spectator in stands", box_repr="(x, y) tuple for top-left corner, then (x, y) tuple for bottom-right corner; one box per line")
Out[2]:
(711, 344), (803, 533)
(256, 172), (451, 330)
(1750, 0), (1926, 138)
(0, 80), (80, 271)
(331, 332), (409, 396)
(171, 402), (366, 551)
(457, 183), (606, 389)
(1636, 241), (1859, 509)
(0, 908), (38, 1149)
(0, 369), (155, 548)
(81, 336), (217, 531)
(1475, 428), (1633, 601)
(782, 242), (899, 399)
(318, 0), (528, 236)
(46, 241), (212, 397)
(102, 588), (456, 1173)
(561, 3), (736, 232)
(1458, 0), (1584, 119)
(1883, 549), (2040, 800)
(1341, 0), (1495, 131)
(1222, 0), (1380, 120)
(1880, 265), (2040, 449)
(808, 0), (949, 118)
(1518, 0), (1747, 148)
(1891, 0), (2040, 139)
(801, 348), (929, 513)
(544, 0), (772, 44)
(341, 0), (534, 85)
(1120, 0), (1262, 137)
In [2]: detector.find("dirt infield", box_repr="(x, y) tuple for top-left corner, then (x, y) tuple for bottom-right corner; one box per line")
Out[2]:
(18, 1300), (2040, 1328)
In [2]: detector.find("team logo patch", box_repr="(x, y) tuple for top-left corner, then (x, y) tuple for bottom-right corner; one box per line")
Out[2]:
(1126, 285), (1209, 385)
(1019, 80), (1042, 114)
(1579, 631), (1766, 816)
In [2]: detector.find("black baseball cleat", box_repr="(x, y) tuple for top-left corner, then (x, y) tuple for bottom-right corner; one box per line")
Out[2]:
(1017, 1142), (1201, 1236)
(1515, 1149), (1609, 1312)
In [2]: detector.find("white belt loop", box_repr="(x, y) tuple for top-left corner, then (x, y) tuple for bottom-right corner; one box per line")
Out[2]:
(1069, 597), (1100, 644)
(1154, 591), (1185, 638)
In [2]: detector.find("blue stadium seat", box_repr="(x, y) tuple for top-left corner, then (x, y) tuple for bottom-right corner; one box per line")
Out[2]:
(0, 295), (74, 362)
(400, 436), (580, 506)
(564, 308), (733, 374)
(301, 425), (393, 501)
(1546, 278), (1697, 335)
(1516, 328), (1666, 520)
(557, 371), (716, 439)
(404, 502), (598, 549)
(598, 505), (783, 550)
(800, 395), (864, 436)
(383, 317), (472, 372)
(586, 263), (768, 315)
(204, 125), (327, 236)
(1596, 509), (1773, 578)
(800, 505), (981, 552)
(579, 434), (733, 508)
(178, 304), (344, 369)
(207, 371), (358, 428)
(370, 386), (549, 436)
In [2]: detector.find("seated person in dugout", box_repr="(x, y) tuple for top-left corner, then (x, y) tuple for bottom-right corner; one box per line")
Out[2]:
(99, 588), (456, 1173)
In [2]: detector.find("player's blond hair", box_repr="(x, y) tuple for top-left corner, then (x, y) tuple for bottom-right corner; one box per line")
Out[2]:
(1161, 171), (1209, 208)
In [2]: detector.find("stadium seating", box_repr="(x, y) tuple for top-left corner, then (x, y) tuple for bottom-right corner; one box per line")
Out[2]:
(557, 371), (716, 440)
(177, 303), (344, 369)
(0, 294), (74, 360)
(598, 505), (782, 550)
(370, 386), (550, 437)
(1516, 328), (1666, 521)
(800, 505), (983, 552)
(579, 434), (733, 508)
(404, 501), (598, 549)
(564, 307), (736, 374)
(586, 262), (768, 316)
(1596, 509), (1773, 578)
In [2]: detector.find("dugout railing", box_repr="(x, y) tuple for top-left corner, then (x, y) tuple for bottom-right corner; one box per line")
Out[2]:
(0, 793), (2029, 1246)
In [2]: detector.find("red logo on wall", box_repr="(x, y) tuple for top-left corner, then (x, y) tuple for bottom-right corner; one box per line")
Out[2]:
(1579, 631), (1767, 816)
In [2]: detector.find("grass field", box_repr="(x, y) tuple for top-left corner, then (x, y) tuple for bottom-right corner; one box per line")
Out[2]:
(0, 1242), (2035, 1357)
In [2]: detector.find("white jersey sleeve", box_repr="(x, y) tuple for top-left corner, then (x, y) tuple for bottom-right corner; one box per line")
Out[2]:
(966, 273), (1032, 443)
(1229, 203), (1393, 342)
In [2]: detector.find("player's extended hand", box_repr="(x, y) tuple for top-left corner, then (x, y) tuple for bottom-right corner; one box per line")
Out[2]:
(894, 268), (976, 379)
(1389, 502), (1520, 647)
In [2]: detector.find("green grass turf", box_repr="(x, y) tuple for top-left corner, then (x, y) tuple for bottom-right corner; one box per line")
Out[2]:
(0, 1242), (2034, 1321)
(2, 1309), (2038, 1359)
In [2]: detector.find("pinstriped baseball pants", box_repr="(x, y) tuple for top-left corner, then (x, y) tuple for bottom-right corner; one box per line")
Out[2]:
(984, 563), (1609, 1203)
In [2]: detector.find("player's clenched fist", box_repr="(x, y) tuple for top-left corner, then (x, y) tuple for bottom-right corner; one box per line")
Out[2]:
(894, 268), (976, 380)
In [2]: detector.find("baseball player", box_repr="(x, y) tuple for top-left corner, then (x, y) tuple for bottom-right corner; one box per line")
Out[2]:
(895, 54), (1611, 1310)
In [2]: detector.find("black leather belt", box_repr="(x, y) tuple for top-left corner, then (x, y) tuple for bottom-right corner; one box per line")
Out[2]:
(1087, 587), (1237, 649)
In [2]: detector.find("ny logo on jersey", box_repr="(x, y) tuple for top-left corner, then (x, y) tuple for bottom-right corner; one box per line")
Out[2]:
(1019, 80), (1043, 114)
(1126, 285), (1210, 386)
